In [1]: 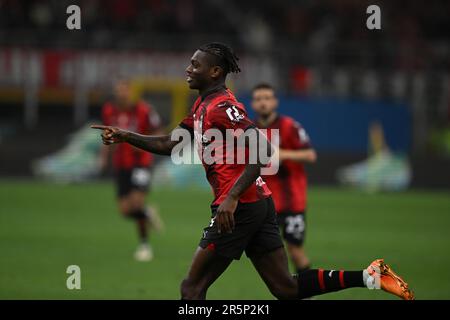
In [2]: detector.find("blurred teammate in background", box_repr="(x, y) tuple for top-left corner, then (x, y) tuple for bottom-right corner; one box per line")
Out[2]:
(252, 83), (317, 275)
(99, 78), (163, 261)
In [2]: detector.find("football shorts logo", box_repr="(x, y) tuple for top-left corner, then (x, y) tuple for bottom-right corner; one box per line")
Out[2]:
(286, 215), (305, 239)
(131, 169), (150, 186)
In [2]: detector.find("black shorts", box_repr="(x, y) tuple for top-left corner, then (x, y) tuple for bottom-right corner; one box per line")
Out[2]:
(199, 197), (284, 260)
(115, 167), (151, 198)
(276, 211), (306, 246)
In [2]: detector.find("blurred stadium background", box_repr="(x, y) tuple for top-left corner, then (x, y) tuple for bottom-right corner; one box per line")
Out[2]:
(0, 0), (449, 299)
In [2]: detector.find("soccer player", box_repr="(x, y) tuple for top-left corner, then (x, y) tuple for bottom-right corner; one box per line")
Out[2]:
(99, 78), (163, 261)
(252, 83), (316, 275)
(92, 43), (414, 300)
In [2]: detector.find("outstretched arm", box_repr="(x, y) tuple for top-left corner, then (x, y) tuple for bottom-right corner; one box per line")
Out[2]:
(122, 131), (177, 156)
(91, 124), (186, 156)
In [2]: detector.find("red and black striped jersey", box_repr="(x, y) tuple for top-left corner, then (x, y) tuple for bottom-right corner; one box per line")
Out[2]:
(179, 87), (272, 206)
(102, 100), (161, 170)
(259, 115), (312, 213)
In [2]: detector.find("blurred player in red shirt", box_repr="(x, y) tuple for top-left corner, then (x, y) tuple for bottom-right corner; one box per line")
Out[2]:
(99, 78), (163, 261)
(252, 83), (317, 275)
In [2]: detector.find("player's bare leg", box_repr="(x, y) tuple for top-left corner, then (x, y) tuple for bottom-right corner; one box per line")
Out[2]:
(118, 191), (148, 242)
(146, 205), (164, 233)
(251, 247), (414, 300)
(250, 247), (298, 299)
(181, 247), (233, 300)
(119, 190), (153, 261)
(128, 190), (149, 237)
(286, 244), (310, 273)
(118, 196), (131, 217)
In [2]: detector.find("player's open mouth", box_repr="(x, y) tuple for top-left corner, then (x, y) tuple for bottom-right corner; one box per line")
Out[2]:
(186, 76), (193, 83)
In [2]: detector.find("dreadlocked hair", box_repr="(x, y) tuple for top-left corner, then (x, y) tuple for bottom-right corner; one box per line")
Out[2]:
(198, 42), (241, 75)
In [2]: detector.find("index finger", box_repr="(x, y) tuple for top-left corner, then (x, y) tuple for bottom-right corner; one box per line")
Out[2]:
(222, 213), (231, 234)
(91, 124), (109, 130)
(229, 212), (235, 230)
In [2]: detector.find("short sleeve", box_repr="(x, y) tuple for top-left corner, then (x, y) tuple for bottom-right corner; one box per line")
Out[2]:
(290, 121), (312, 149)
(179, 112), (193, 129)
(178, 111), (194, 138)
(178, 98), (200, 136)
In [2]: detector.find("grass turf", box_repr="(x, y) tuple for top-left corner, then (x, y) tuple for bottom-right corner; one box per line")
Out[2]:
(0, 180), (449, 299)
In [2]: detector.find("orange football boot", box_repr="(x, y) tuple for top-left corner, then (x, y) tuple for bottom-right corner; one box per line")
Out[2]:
(367, 259), (415, 300)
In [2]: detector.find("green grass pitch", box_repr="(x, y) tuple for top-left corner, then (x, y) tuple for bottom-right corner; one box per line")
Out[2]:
(1, 180), (449, 299)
